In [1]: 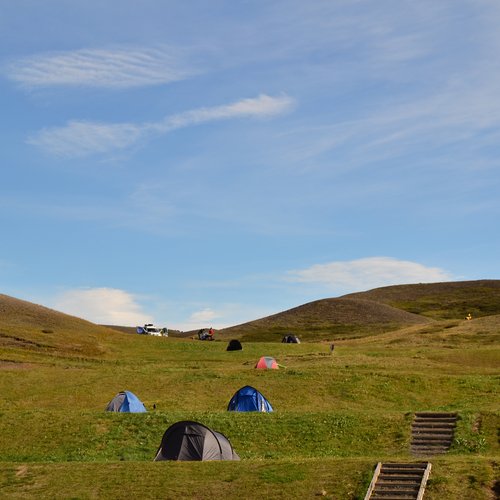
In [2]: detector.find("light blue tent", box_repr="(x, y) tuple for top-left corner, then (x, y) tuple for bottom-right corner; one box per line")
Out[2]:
(227, 385), (273, 412)
(106, 391), (147, 413)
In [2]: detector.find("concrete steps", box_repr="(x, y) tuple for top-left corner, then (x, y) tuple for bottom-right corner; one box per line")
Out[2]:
(365, 462), (432, 500)
(411, 412), (457, 456)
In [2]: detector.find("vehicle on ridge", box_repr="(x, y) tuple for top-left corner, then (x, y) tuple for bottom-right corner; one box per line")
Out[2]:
(136, 323), (168, 337)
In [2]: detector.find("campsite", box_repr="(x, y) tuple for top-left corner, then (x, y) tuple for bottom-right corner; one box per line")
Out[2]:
(0, 280), (499, 499)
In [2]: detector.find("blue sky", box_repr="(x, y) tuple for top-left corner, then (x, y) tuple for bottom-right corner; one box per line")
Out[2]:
(1, 1), (499, 330)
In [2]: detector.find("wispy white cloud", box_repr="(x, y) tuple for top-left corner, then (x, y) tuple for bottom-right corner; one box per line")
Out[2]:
(282, 67), (500, 172)
(157, 93), (295, 130)
(189, 308), (219, 323)
(27, 121), (145, 157)
(246, 2), (500, 173)
(52, 287), (149, 325)
(27, 94), (295, 157)
(287, 257), (453, 294)
(5, 46), (195, 89)
(168, 307), (220, 332)
(173, 302), (276, 331)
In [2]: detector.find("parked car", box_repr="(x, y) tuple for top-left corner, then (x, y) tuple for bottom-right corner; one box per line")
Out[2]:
(136, 323), (168, 337)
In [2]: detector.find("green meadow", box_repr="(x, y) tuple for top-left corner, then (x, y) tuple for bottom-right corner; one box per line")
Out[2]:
(0, 289), (499, 499)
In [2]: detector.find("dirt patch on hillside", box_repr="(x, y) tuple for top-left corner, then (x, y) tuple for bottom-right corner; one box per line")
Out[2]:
(0, 332), (55, 350)
(16, 465), (29, 477)
(0, 360), (36, 370)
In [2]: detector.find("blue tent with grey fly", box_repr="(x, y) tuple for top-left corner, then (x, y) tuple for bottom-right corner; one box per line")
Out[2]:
(105, 391), (147, 413)
(227, 385), (273, 412)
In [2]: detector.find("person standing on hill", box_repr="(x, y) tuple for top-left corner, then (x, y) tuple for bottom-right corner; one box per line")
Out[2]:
(208, 327), (214, 339)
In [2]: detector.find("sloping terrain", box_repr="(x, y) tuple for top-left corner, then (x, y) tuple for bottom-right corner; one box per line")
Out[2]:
(348, 313), (500, 351)
(220, 297), (431, 341)
(0, 294), (123, 358)
(101, 325), (138, 335)
(342, 280), (500, 320)
(0, 287), (498, 499)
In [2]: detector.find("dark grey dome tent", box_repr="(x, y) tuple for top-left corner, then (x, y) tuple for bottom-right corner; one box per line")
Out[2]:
(154, 421), (240, 461)
(282, 334), (300, 343)
(226, 339), (242, 351)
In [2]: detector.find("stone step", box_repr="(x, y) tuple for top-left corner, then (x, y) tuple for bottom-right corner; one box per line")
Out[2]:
(411, 446), (448, 455)
(378, 475), (422, 482)
(376, 482), (421, 489)
(412, 420), (456, 426)
(411, 427), (455, 437)
(412, 442), (450, 446)
(412, 437), (453, 444)
(380, 463), (428, 470)
(410, 413), (457, 456)
(411, 436), (453, 443)
(371, 489), (422, 499)
(411, 426), (455, 433)
(365, 462), (431, 500)
(414, 412), (457, 418)
(371, 495), (420, 499)
(375, 487), (420, 493)
(411, 448), (450, 455)
(376, 475), (422, 481)
(412, 418), (457, 425)
(411, 445), (449, 453)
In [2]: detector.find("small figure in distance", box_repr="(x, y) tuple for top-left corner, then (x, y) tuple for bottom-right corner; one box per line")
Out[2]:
(330, 343), (335, 355)
(465, 313), (472, 321)
(208, 327), (214, 340)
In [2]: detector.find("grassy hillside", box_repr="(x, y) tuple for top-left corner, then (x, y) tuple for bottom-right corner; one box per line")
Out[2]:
(220, 297), (431, 342)
(0, 294), (126, 359)
(0, 290), (499, 499)
(218, 280), (500, 341)
(343, 279), (500, 320)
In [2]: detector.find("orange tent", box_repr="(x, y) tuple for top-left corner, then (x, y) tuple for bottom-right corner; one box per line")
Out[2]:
(255, 356), (279, 369)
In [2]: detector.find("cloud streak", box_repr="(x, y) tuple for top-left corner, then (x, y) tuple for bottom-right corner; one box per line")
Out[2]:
(287, 257), (453, 294)
(5, 46), (194, 89)
(28, 121), (145, 157)
(27, 94), (295, 157)
(174, 303), (276, 331)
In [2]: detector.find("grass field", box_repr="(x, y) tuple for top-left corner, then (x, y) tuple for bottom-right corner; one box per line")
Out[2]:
(0, 286), (499, 499)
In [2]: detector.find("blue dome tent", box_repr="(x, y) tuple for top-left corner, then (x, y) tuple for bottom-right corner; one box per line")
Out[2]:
(105, 391), (147, 413)
(227, 385), (273, 412)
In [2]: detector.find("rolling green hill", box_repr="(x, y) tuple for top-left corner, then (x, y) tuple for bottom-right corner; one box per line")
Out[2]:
(0, 285), (498, 499)
(343, 279), (500, 320)
(218, 280), (500, 342)
(0, 294), (125, 359)
(219, 297), (432, 342)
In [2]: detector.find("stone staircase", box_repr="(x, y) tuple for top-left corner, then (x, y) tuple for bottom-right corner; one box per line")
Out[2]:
(364, 462), (432, 500)
(411, 412), (457, 456)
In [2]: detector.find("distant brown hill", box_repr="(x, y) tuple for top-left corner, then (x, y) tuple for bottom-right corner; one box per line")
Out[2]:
(220, 280), (500, 342)
(0, 293), (90, 329)
(220, 297), (431, 342)
(0, 293), (122, 357)
(342, 279), (500, 320)
(3, 279), (500, 346)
